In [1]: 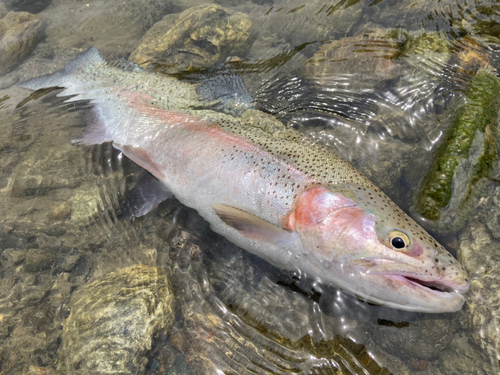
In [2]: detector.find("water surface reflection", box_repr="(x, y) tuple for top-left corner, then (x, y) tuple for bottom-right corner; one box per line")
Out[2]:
(0, 0), (499, 374)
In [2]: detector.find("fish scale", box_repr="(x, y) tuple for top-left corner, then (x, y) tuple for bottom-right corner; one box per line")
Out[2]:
(18, 47), (470, 313)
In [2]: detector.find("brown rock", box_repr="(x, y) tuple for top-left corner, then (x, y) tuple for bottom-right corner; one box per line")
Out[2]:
(59, 265), (175, 374)
(24, 249), (54, 273)
(130, 4), (252, 73)
(46, 201), (72, 221)
(0, 12), (42, 75)
(453, 35), (494, 75)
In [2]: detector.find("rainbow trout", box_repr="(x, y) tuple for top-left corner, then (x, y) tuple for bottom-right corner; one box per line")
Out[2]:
(19, 48), (469, 312)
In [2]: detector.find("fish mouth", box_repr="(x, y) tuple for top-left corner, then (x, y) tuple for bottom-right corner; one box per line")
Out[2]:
(352, 259), (469, 295)
(344, 273), (467, 313)
(402, 276), (457, 293)
(387, 274), (466, 296)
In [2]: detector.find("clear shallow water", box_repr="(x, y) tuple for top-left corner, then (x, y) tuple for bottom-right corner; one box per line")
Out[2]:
(0, 0), (500, 374)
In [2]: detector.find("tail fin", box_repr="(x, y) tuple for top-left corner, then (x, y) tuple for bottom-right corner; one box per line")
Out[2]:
(18, 47), (105, 91)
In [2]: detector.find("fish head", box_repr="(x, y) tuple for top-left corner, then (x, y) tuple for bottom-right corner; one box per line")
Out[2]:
(289, 184), (470, 313)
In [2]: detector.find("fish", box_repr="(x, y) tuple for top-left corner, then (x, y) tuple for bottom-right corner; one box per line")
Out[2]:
(18, 47), (470, 313)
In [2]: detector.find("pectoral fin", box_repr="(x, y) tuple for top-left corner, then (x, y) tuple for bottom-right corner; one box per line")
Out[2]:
(213, 204), (293, 245)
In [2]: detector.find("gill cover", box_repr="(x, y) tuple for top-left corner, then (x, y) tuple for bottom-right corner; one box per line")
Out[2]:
(288, 184), (469, 312)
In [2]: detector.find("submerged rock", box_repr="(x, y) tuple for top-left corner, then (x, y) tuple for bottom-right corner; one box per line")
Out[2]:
(4, 0), (52, 14)
(130, 4), (252, 73)
(0, 2), (7, 19)
(35, 0), (175, 63)
(458, 211), (500, 374)
(372, 314), (457, 361)
(451, 36), (494, 76)
(412, 68), (500, 234)
(403, 32), (451, 56)
(24, 248), (54, 273)
(244, 0), (366, 63)
(0, 11), (43, 75)
(10, 135), (87, 197)
(59, 265), (175, 375)
(304, 28), (405, 91)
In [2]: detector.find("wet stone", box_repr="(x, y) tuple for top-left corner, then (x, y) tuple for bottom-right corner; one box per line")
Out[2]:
(24, 249), (54, 273)
(402, 31), (451, 57)
(0, 71), (19, 89)
(22, 304), (55, 335)
(412, 69), (500, 234)
(304, 28), (406, 91)
(24, 366), (57, 375)
(59, 253), (81, 272)
(46, 201), (71, 222)
(2, 248), (27, 264)
(0, 2), (7, 19)
(360, 0), (460, 33)
(243, 0), (366, 62)
(130, 4), (252, 74)
(438, 332), (488, 375)
(0, 323), (8, 341)
(3, 0), (52, 14)
(10, 136), (88, 198)
(59, 265), (175, 375)
(35, 0), (175, 62)
(68, 184), (104, 227)
(0, 11), (43, 75)
(452, 36), (494, 76)
(371, 314), (457, 361)
(18, 291), (49, 311)
(1, 325), (57, 370)
(25, 274), (37, 286)
(170, 331), (190, 354)
(483, 185), (500, 239)
(458, 217), (500, 372)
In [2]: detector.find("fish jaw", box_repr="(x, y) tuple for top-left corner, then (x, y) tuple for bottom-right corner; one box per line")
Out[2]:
(287, 185), (469, 313)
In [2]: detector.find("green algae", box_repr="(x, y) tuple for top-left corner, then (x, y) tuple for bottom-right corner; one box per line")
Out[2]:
(402, 32), (451, 56)
(0, 94), (9, 109)
(377, 319), (411, 329)
(415, 69), (500, 225)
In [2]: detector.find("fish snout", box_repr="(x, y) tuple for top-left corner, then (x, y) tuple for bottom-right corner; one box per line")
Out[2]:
(433, 252), (470, 294)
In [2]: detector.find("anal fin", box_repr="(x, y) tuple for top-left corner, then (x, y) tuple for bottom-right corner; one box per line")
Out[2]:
(213, 204), (293, 245)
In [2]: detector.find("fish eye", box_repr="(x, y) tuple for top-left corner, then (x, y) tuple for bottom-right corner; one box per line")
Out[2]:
(387, 231), (410, 251)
